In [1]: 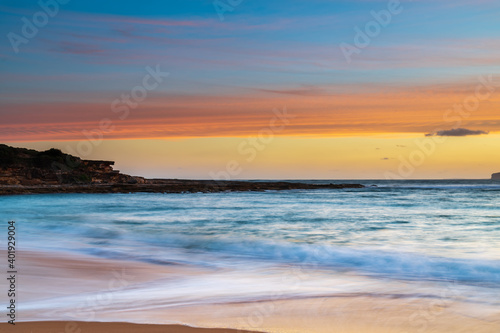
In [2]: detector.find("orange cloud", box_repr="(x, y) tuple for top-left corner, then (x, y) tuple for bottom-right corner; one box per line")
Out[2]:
(2, 80), (500, 142)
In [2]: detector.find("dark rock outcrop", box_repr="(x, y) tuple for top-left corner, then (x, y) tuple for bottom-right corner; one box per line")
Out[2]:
(492, 172), (500, 180)
(0, 144), (144, 186)
(0, 144), (364, 195)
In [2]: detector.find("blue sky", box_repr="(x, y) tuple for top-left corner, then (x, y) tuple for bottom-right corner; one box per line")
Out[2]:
(1, 0), (500, 178)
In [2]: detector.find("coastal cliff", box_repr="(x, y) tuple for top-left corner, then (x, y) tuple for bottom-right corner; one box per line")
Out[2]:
(0, 144), (145, 186)
(0, 144), (363, 195)
(492, 172), (500, 180)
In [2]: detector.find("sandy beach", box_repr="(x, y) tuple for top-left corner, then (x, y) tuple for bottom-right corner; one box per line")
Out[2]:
(0, 321), (239, 333)
(0, 322), (259, 333)
(2, 249), (499, 333)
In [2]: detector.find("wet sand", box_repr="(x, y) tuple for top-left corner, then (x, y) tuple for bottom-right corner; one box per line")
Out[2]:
(0, 321), (259, 333)
(2, 250), (499, 333)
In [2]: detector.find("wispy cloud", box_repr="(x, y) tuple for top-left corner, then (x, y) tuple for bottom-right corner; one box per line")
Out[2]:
(53, 41), (104, 55)
(257, 86), (328, 96)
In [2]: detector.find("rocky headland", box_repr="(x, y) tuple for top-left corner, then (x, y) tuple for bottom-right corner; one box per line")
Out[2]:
(0, 144), (364, 195)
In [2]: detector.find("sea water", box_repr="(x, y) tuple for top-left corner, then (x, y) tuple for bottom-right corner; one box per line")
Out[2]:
(1, 179), (499, 324)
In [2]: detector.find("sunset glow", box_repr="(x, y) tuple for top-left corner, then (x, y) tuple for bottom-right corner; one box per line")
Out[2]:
(1, 0), (500, 178)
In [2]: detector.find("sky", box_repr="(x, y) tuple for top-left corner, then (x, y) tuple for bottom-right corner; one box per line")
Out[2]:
(1, 0), (500, 179)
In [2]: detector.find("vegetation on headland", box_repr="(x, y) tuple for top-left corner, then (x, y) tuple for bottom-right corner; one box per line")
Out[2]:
(0, 144), (364, 195)
(0, 144), (142, 186)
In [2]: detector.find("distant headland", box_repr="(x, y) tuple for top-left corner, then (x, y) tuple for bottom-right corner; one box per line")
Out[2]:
(0, 144), (363, 195)
(492, 172), (500, 180)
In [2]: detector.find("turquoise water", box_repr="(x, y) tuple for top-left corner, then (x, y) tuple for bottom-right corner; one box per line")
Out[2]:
(1, 179), (500, 321)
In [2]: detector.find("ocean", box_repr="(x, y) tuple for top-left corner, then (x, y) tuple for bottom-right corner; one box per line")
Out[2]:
(1, 179), (500, 329)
